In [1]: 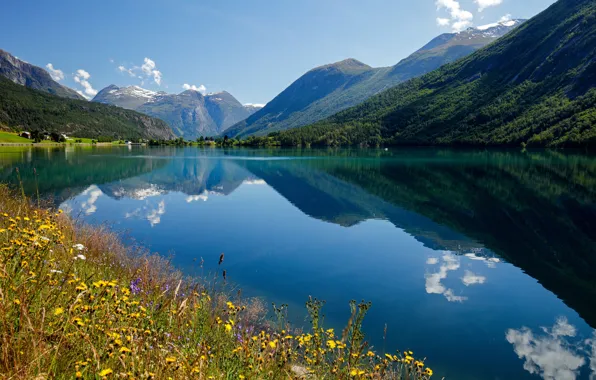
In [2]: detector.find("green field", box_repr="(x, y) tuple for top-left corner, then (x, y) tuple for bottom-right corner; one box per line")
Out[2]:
(0, 131), (33, 143)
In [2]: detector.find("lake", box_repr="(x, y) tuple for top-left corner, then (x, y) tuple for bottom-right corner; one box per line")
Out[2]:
(1, 146), (595, 379)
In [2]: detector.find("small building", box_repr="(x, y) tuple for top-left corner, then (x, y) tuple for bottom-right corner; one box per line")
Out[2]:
(20, 132), (31, 139)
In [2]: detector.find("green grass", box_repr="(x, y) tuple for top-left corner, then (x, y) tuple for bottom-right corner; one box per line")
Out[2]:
(0, 131), (32, 143)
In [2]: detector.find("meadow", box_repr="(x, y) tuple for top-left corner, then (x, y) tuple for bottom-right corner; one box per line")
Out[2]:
(0, 183), (433, 379)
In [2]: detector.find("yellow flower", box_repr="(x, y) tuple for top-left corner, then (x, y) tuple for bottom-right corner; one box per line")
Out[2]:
(165, 357), (176, 363)
(119, 347), (131, 353)
(225, 323), (232, 332)
(76, 371), (82, 378)
(425, 368), (433, 376)
(326, 340), (337, 349)
(13, 299), (20, 305)
(367, 351), (375, 357)
(268, 341), (277, 349)
(239, 376), (245, 379)
(99, 368), (113, 376)
(54, 307), (64, 316)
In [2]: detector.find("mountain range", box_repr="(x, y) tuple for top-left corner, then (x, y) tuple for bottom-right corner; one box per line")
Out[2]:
(92, 85), (262, 138)
(226, 20), (525, 138)
(0, 49), (85, 101)
(273, 0), (596, 147)
(0, 50), (175, 140)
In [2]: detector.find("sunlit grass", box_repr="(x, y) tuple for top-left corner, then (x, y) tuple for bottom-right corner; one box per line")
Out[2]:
(0, 184), (434, 379)
(0, 131), (32, 143)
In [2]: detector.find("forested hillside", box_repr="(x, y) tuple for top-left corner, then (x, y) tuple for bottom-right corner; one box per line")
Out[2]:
(274, 0), (595, 148)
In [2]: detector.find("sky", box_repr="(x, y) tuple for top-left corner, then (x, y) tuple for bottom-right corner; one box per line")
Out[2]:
(0, 0), (556, 104)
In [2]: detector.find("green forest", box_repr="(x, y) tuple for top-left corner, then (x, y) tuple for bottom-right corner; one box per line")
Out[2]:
(263, 0), (596, 148)
(0, 77), (174, 140)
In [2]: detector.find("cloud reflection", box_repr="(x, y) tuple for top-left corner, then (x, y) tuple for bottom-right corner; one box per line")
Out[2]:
(146, 200), (166, 227)
(506, 317), (589, 380)
(425, 254), (468, 303)
(81, 185), (103, 215)
(461, 270), (486, 286)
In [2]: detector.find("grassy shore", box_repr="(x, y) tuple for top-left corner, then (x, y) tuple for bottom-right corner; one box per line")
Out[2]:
(0, 184), (434, 379)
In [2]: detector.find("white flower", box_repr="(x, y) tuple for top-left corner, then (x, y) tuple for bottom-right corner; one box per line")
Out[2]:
(72, 244), (85, 251)
(74, 254), (86, 260)
(50, 269), (63, 274)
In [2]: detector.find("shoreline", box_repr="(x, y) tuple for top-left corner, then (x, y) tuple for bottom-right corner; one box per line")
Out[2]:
(0, 142), (136, 147)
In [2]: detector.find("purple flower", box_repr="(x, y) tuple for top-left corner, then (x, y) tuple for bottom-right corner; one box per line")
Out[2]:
(130, 278), (142, 295)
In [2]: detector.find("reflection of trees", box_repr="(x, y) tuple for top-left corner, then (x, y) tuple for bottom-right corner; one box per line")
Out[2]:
(0, 147), (169, 204)
(295, 150), (596, 328)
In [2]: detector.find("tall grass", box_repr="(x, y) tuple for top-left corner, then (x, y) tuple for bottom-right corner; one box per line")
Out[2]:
(0, 184), (434, 379)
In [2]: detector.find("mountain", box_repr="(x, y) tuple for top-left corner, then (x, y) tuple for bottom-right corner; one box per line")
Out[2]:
(0, 76), (175, 140)
(275, 0), (596, 147)
(93, 86), (260, 138)
(226, 20), (524, 138)
(93, 85), (165, 110)
(0, 49), (85, 100)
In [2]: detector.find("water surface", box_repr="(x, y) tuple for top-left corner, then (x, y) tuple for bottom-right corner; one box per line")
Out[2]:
(1, 146), (595, 379)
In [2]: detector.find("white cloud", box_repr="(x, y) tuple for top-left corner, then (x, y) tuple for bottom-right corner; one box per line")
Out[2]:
(118, 65), (136, 77)
(182, 83), (207, 94)
(141, 57), (162, 86)
(506, 318), (587, 380)
(146, 200), (166, 227)
(81, 185), (103, 215)
(73, 69), (97, 99)
(436, 17), (451, 27)
(499, 14), (513, 23)
(435, 0), (474, 32)
(111, 57), (164, 86)
(462, 270), (486, 286)
(426, 257), (439, 265)
(452, 20), (473, 31)
(589, 332), (596, 379)
(46, 63), (65, 82)
(425, 254), (468, 303)
(244, 103), (266, 108)
(242, 179), (267, 185)
(475, 0), (503, 12)
(186, 192), (209, 203)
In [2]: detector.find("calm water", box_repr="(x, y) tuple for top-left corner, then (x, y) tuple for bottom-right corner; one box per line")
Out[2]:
(1, 146), (596, 380)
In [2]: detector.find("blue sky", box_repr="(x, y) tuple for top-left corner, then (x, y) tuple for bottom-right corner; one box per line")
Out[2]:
(0, 0), (555, 104)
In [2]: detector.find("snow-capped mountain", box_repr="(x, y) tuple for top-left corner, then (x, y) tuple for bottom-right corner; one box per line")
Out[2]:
(92, 86), (261, 138)
(93, 85), (166, 110)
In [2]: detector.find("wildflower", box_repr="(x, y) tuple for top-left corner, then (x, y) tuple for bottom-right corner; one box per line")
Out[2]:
(13, 299), (20, 305)
(119, 347), (131, 353)
(165, 357), (176, 363)
(76, 371), (82, 378)
(54, 307), (64, 316)
(225, 323), (232, 332)
(269, 341), (277, 349)
(73, 244), (85, 251)
(99, 368), (113, 376)
(425, 368), (433, 376)
(326, 340), (337, 349)
(74, 254), (86, 260)
(367, 351), (375, 357)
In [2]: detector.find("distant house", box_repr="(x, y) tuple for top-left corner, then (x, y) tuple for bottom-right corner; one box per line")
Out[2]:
(20, 132), (31, 139)
(125, 140), (132, 145)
